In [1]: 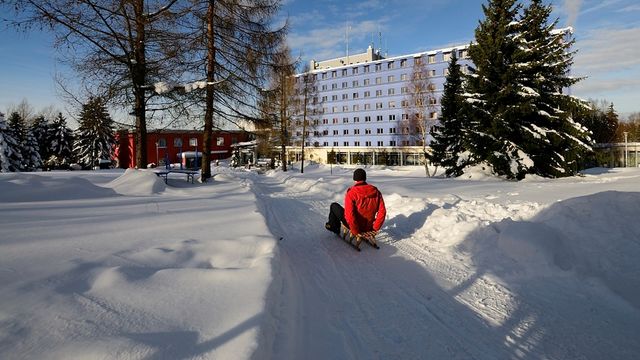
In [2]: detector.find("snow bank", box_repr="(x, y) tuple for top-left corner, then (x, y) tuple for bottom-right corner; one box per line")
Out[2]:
(105, 168), (166, 196)
(0, 173), (117, 202)
(458, 191), (640, 309)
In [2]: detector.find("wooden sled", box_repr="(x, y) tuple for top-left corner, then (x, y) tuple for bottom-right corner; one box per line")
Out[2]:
(339, 224), (380, 251)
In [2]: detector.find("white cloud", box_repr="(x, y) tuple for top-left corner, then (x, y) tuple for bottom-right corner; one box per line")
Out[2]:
(562, 0), (583, 27)
(573, 27), (640, 73)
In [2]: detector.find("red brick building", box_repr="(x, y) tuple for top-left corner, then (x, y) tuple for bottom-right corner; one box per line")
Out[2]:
(115, 129), (252, 168)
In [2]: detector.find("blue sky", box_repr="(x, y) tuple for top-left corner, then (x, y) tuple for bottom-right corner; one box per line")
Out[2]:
(1, 0), (640, 119)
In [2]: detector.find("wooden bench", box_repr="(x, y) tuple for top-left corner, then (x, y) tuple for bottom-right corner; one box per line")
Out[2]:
(154, 169), (199, 184)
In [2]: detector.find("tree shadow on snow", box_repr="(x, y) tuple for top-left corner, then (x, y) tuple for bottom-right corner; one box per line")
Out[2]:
(452, 191), (640, 359)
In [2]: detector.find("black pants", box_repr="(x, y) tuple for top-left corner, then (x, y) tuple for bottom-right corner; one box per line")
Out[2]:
(326, 202), (347, 234)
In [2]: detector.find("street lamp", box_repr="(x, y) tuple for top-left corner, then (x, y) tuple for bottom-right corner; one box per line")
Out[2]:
(624, 131), (628, 168)
(155, 141), (159, 168)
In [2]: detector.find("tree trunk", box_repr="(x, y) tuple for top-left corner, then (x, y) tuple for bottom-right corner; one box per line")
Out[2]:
(202, 0), (215, 181)
(133, 0), (147, 169)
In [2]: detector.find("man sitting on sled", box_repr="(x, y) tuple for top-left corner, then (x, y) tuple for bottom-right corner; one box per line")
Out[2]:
(325, 168), (386, 242)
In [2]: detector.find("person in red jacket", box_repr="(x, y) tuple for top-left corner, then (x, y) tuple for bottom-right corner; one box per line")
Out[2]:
(325, 168), (386, 236)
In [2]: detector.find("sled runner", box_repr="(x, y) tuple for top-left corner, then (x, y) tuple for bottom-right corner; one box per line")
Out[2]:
(335, 224), (380, 251)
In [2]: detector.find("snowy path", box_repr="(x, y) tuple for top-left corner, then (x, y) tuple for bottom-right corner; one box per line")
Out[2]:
(249, 171), (640, 360)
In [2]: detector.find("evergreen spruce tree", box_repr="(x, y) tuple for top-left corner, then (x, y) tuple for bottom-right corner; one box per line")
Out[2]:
(465, 0), (528, 179)
(22, 130), (42, 171)
(0, 113), (22, 172)
(47, 113), (74, 169)
(74, 97), (116, 168)
(430, 52), (469, 177)
(515, 0), (592, 177)
(6, 112), (26, 170)
(30, 115), (51, 162)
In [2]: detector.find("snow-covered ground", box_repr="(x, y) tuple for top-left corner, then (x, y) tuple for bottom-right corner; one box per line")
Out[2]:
(1, 164), (639, 359)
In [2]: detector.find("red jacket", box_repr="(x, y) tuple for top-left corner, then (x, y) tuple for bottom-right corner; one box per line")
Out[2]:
(344, 181), (386, 235)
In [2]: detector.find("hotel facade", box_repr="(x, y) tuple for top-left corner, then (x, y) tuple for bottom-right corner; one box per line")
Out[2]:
(287, 44), (473, 166)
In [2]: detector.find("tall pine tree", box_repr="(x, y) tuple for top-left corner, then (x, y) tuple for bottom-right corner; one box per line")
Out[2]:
(0, 112), (22, 172)
(6, 112), (27, 170)
(74, 97), (116, 168)
(47, 113), (74, 169)
(514, 0), (592, 177)
(430, 52), (469, 177)
(30, 115), (51, 162)
(465, 0), (526, 179)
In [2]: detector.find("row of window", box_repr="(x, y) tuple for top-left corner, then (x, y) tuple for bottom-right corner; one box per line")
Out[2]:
(320, 87), (438, 103)
(319, 99), (440, 114)
(300, 126), (415, 137)
(306, 49), (469, 81)
(313, 140), (420, 147)
(305, 111), (438, 126)
(155, 136), (228, 148)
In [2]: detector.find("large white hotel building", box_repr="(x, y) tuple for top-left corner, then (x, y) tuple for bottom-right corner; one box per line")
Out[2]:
(288, 43), (473, 166)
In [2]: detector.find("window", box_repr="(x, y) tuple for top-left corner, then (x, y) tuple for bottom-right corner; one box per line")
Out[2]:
(323, 118), (329, 124)
(332, 83), (337, 89)
(343, 129), (349, 135)
(353, 92), (359, 99)
(429, 97), (437, 105)
(401, 100), (409, 107)
(428, 54), (436, 63)
(375, 77), (382, 84)
(342, 93), (348, 100)
(353, 116), (360, 122)
(428, 83), (437, 91)
(352, 80), (359, 87)
(322, 96), (327, 102)
(375, 63), (382, 71)
(333, 130), (339, 135)
(366, 141), (372, 146)
(388, 75), (395, 82)
(342, 69), (348, 76)
(402, 113), (409, 120)
(414, 56), (422, 65)
(376, 90), (383, 97)
(342, 82), (348, 89)
(378, 141), (384, 146)
(322, 72), (327, 79)
(323, 141), (329, 146)
(323, 130), (329, 135)
(401, 87), (408, 94)
(334, 141), (339, 146)
(343, 117), (349, 123)
(387, 61), (394, 69)
(388, 88), (395, 95)
(364, 78), (370, 86)
(333, 118), (338, 124)
(216, 137), (224, 146)
(332, 106), (338, 113)
(389, 127), (396, 134)
(342, 105), (349, 112)
(332, 95), (338, 101)
(428, 69), (436, 77)
(352, 67), (359, 75)
(443, 52), (451, 61)
(157, 138), (167, 147)
(363, 65), (370, 73)
(400, 59), (407, 67)
(376, 115), (383, 121)
(389, 101), (396, 108)
(377, 128), (384, 134)
(343, 141), (349, 146)
(459, 49), (468, 58)
(354, 141), (360, 146)
(332, 71), (337, 78)
(354, 129), (360, 135)
(365, 116), (371, 122)
(352, 104), (359, 111)
(444, 68), (449, 76)
(365, 128), (372, 134)
(430, 112), (438, 119)
(401, 73), (408, 81)
(173, 138), (183, 147)
(389, 114), (396, 121)
(376, 102), (383, 109)
(364, 91), (370, 97)
(364, 103), (371, 110)
(389, 140), (396, 146)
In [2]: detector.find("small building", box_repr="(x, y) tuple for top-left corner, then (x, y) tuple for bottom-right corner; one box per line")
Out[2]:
(115, 129), (252, 168)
